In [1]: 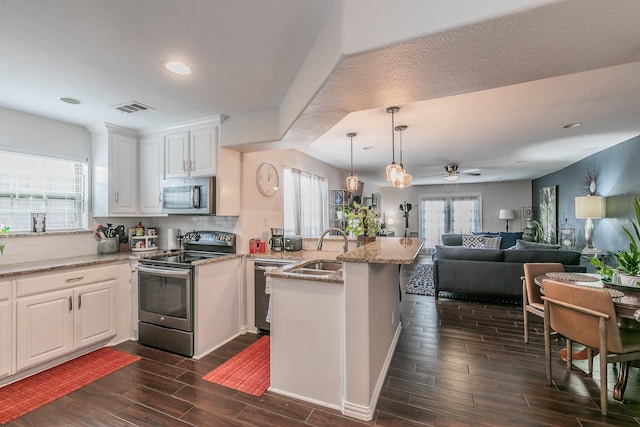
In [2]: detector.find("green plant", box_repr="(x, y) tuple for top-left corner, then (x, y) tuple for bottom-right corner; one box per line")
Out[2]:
(0, 223), (9, 255)
(531, 219), (544, 243)
(614, 196), (640, 276)
(345, 202), (379, 237)
(590, 256), (615, 281)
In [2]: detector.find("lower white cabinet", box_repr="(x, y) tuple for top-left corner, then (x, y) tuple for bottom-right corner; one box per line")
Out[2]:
(0, 280), (11, 379)
(15, 271), (117, 372)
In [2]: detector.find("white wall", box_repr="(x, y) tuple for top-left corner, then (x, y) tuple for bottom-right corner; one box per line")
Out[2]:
(380, 180), (532, 237)
(240, 148), (346, 250)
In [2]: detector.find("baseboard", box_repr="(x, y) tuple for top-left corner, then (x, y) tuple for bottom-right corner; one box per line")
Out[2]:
(342, 322), (403, 421)
(268, 386), (342, 412)
(193, 332), (241, 360)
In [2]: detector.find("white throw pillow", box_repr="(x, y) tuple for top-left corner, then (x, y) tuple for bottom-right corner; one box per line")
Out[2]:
(462, 234), (485, 248)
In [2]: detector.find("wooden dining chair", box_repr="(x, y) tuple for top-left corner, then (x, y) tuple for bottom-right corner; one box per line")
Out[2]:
(522, 263), (564, 342)
(542, 279), (640, 415)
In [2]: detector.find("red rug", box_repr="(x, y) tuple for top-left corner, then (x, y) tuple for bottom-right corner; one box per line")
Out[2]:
(0, 347), (140, 425)
(202, 335), (270, 396)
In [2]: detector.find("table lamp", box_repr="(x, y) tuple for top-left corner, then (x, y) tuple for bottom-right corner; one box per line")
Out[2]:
(575, 195), (604, 252)
(499, 209), (515, 231)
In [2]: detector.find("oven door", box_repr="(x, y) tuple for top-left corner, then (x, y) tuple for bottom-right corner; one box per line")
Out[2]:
(138, 265), (193, 332)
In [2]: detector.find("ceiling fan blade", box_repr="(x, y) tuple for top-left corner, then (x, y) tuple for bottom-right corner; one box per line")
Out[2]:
(460, 168), (481, 176)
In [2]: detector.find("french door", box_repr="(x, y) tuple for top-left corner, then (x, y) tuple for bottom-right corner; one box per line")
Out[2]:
(419, 194), (482, 249)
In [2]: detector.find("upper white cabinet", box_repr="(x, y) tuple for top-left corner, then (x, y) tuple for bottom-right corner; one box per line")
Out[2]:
(91, 124), (139, 216)
(216, 147), (241, 216)
(139, 136), (165, 214)
(165, 125), (219, 178)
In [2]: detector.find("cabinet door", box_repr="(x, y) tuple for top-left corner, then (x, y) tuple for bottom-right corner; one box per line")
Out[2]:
(165, 131), (190, 178)
(0, 281), (11, 379)
(74, 280), (117, 350)
(111, 133), (139, 215)
(140, 136), (165, 214)
(16, 289), (74, 372)
(190, 126), (219, 177)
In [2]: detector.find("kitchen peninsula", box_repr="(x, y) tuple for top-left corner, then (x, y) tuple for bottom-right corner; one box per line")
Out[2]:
(267, 237), (423, 421)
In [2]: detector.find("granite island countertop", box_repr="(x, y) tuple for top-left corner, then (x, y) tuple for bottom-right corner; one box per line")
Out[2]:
(337, 237), (423, 264)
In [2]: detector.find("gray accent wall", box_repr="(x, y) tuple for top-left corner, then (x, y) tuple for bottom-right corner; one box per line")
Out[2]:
(533, 135), (640, 256)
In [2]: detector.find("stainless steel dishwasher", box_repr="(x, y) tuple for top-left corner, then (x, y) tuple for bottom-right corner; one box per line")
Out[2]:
(254, 259), (294, 332)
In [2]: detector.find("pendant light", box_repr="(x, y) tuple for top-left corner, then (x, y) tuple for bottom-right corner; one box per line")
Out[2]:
(385, 106), (402, 183)
(393, 125), (412, 187)
(345, 132), (359, 191)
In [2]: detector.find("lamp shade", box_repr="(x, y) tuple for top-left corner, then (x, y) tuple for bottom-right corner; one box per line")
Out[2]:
(575, 196), (604, 219)
(498, 209), (515, 220)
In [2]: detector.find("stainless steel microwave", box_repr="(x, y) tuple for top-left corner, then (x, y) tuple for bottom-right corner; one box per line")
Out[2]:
(161, 177), (216, 215)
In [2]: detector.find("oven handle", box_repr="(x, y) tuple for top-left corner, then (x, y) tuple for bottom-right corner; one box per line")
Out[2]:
(137, 265), (191, 278)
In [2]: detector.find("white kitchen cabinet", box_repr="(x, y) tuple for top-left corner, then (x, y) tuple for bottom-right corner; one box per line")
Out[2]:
(91, 123), (139, 216)
(0, 280), (12, 379)
(139, 135), (165, 214)
(165, 125), (219, 178)
(15, 266), (118, 372)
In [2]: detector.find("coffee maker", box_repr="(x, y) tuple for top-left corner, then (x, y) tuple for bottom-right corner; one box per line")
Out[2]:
(269, 227), (285, 252)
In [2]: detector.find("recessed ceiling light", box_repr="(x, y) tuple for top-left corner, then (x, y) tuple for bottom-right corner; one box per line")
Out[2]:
(58, 97), (81, 105)
(165, 61), (191, 75)
(362, 146), (375, 151)
(563, 122), (582, 129)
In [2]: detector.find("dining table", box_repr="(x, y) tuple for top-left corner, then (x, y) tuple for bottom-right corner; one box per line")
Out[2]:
(535, 272), (640, 401)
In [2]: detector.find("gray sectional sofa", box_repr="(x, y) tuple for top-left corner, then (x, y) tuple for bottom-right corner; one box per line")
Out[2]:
(433, 243), (585, 299)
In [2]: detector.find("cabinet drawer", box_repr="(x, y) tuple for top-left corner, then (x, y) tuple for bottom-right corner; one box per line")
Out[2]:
(16, 265), (117, 298)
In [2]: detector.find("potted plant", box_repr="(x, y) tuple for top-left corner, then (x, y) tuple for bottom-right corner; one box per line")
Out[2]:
(0, 223), (8, 255)
(613, 196), (640, 286)
(345, 201), (379, 246)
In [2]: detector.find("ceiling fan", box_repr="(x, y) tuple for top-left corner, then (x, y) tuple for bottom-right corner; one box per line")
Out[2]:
(443, 163), (481, 181)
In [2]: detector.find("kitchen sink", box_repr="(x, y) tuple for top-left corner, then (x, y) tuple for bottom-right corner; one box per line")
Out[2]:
(283, 260), (343, 278)
(302, 261), (343, 271)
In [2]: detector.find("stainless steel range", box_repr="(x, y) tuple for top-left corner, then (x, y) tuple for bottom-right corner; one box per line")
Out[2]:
(137, 230), (236, 357)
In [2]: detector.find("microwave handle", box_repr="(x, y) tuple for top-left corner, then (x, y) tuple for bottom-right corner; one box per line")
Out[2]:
(192, 185), (201, 208)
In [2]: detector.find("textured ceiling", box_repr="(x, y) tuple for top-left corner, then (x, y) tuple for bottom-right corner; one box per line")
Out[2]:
(1, 0), (640, 187)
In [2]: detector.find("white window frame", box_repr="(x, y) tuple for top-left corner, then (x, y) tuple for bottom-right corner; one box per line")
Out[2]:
(283, 167), (329, 237)
(0, 149), (89, 232)
(419, 193), (482, 249)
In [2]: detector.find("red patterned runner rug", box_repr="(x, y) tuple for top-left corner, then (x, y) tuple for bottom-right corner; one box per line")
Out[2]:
(202, 335), (270, 396)
(0, 347), (140, 424)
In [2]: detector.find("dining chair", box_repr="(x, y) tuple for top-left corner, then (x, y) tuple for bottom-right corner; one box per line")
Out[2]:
(522, 263), (564, 342)
(542, 279), (640, 415)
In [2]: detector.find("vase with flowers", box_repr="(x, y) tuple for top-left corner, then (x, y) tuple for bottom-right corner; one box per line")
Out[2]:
(345, 201), (379, 246)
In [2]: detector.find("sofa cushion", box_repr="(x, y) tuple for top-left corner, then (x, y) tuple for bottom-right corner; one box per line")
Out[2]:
(514, 239), (561, 250)
(498, 232), (523, 249)
(503, 249), (581, 264)
(434, 245), (504, 262)
(462, 234), (486, 248)
(441, 234), (462, 246)
(483, 236), (502, 249)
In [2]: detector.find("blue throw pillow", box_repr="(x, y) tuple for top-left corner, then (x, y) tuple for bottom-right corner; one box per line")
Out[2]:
(472, 231), (499, 236)
(499, 231), (524, 249)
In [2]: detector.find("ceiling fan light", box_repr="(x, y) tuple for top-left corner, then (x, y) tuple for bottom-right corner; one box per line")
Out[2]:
(346, 175), (359, 191)
(445, 174), (458, 182)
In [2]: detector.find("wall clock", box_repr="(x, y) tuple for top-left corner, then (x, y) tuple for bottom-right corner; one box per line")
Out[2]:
(256, 162), (279, 197)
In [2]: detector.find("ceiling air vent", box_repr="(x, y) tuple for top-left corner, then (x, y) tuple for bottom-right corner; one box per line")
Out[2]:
(114, 101), (154, 114)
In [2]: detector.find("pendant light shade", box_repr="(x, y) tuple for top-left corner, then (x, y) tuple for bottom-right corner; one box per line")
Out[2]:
(385, 106), (402, 183)
(346, 132), (359, 191)
(393, 125), (412, 187)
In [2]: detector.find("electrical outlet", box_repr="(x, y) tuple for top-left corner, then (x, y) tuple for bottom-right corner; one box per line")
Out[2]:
(391, 310), (396, 325)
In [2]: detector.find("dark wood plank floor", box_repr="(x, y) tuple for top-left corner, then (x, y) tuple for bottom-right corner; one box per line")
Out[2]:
(8, 263), (640, 426)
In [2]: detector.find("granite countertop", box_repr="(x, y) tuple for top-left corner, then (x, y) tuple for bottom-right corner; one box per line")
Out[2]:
(337, 237), (423, 265)
(0, 252), (139, 278)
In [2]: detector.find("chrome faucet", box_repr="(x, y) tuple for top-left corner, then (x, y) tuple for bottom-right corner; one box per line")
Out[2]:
(316, 227), (349, 252)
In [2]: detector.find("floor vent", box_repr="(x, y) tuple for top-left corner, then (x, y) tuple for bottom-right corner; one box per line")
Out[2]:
(114, 102), (154, 114)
